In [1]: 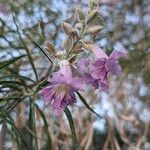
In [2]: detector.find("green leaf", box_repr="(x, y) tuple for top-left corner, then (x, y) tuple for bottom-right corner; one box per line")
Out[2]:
(11, 12), (38, 82)
(7, 96), (27, 113)
(0, 108), (30, 150)
(76, 92), (102, 119)
(0, 74), (35, 83)
(0, 81), (26, 91)
(0, 55), (26, 70)
(34, 103), (52, 150)
(26, 35), (53, 64)
(36, 78), (49, 91)
(64, 107), (79, 149)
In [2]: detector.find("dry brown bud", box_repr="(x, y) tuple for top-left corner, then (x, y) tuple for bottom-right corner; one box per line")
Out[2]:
(63, 37), (73, 51)
(85, 25), (103, 35)
(69, 54), (78, 63)
(45, 41), (56, 57)
(82, 41), (94, 52)
(73, 43), (83, 54)
(61, 22), (76, 38)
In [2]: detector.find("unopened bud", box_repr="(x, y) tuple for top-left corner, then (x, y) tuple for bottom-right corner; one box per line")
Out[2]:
(85, 25), (103, 35)
(69, 55), (77, 63)
(89, 0), (97, 10)
(56, 50), (67, 59)
(59, 59), (70, 67)
(61, 22), (76, 38)
(87, 10), (99, 23)
(44, 41), (56, 57)
(75, 23), (82, 30)
(77, 8), (85, 21)
(82, 41), (94, 51)
(63, 37), (72, 51)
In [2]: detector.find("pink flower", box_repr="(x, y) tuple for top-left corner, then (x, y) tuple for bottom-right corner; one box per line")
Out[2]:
(76, 58), (99, 88)
(89, 44), (127, 92)
(39, 64), (85, 115)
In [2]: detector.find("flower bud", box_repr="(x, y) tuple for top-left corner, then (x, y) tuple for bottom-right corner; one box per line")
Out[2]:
(73, 43), (83, 54)
(75, 23), (82, 30)
(77, 8), (85, 21)
(85, 25), (103, 35)
(59, 59), (70, 66)
(56, 50), (67, 59)
(87, 10), (99, 23)
(44, 41), (56, 58)
(82, 41), (94, 51)
(63, 37), (72, 51)
(61, 22), (76, 38)
(89, 0), (97, 10)
(69, 54), (78, 63)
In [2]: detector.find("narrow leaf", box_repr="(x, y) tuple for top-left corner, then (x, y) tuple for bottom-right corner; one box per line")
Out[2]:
(25, 34), (53, 64)
(76, 92), (102, 118)
(0, 108), (30, 150)
(11, 12), (38, 81)
(0, 55), (26, 70)
(34, 103), (52, 150)
(0, 74), (35, 83)
(64, 107), (79, 149)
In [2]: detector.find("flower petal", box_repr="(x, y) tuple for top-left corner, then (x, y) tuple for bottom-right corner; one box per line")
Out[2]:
(90, 59), (107, 79)
(39, 86), (54, 105)
(60, 64), (72, 79)
(61, 91), (76, 108)
(49, 72), (67, 84)
(109, 50), (128, 60)
(98, 79), (109, 93)
(106, 59), (121, 76)
(71, 77), (86, 91)
(76, 58), (90, 73)
(52, 91), (65, 109)
(91, 44), (108, 59)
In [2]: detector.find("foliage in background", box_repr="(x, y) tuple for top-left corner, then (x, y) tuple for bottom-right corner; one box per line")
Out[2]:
(0, 0), (150, 149)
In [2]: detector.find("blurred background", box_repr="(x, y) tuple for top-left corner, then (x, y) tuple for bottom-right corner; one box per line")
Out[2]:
(0, 0), (150, 149)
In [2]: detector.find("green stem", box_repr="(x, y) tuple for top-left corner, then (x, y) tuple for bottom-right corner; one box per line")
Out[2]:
(11, 11), (38, 82)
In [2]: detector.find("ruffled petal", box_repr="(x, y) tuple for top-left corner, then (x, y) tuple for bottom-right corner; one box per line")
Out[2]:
(98, 78), (109, 93)
(61, 91), (76, 108)
(76, 58), (90, 73)
(48, 72), (67, 84)
(91, 44), (108, 59)
(90, 59), (107, 79)
(39, 86), (54, 105)
(106, 59), (121, 76)
(52, 90), (65, 109)
(89, 78), (99, 89)
(71, 77), (86, 91)
(60, 64), (73, 79)
(109, 50), (128, 60)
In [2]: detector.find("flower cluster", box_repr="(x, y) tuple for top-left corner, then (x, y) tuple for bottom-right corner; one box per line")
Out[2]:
(39, 42), (127, 114)
(39, 61), (86, 114)
(78, 43), (128, 93)
(39, 3), (128, 114)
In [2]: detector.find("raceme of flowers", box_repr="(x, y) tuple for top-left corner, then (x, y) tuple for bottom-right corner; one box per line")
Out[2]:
(39, 42), (127, 115)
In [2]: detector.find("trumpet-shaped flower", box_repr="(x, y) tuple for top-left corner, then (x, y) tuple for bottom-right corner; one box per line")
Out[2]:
(89, 44), (127, 92)
(39, 64), (85, 115)
(76, 58), (99, 88)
